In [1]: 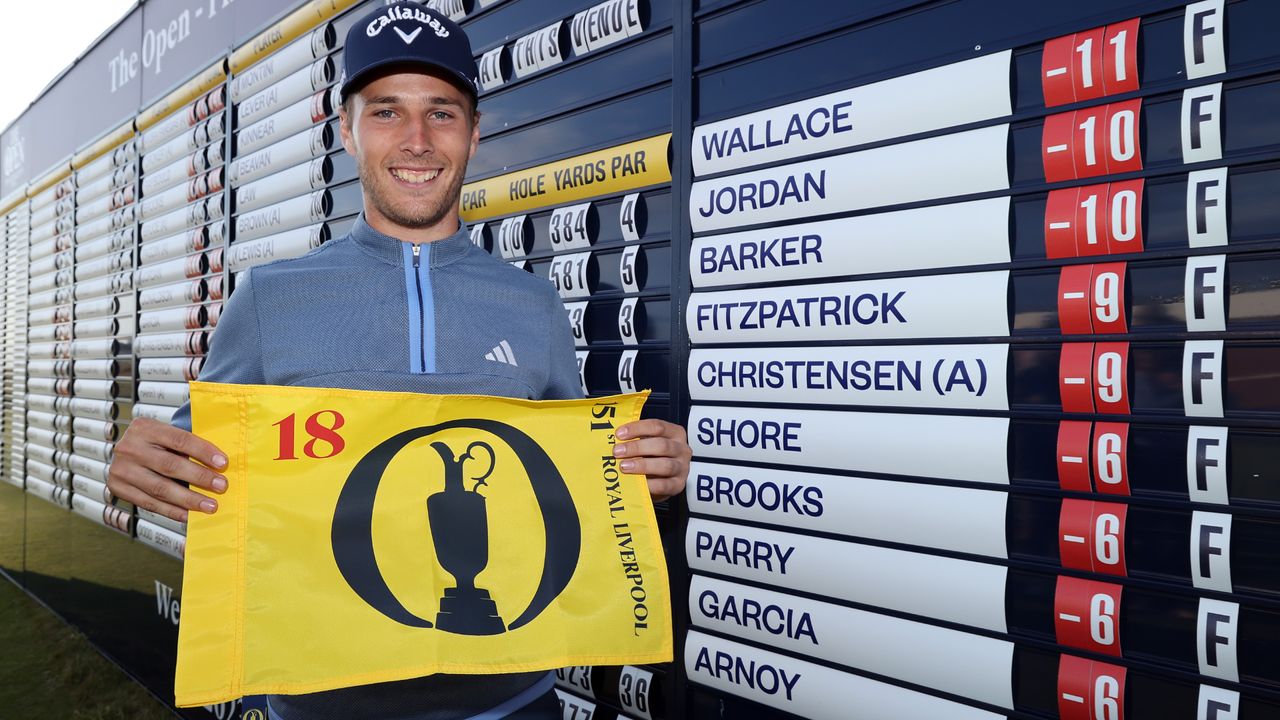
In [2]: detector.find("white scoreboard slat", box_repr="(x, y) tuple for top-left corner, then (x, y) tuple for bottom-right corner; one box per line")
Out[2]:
(688, 461), (1008, 558)
(692, 50), (1012, 176)
(686, 631), (1004, 720)
(689, 405), (1010, 484)
(687, 518), (1008, 632)
(692, 196), (1011, 287)
(689, 344), (1009, 410)
(687, 270), (1010, 344)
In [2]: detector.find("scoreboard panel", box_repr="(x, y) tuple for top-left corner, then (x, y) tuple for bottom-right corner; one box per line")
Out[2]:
(0, 0), (1278, 718)
(0, 187), (27, 582)
(683, 2), (1280, 720)
(133, 62), (231, 557)
(458, 2), (679, 716)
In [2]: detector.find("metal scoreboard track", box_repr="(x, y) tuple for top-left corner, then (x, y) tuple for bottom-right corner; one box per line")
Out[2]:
(1, 1), (1280, 719)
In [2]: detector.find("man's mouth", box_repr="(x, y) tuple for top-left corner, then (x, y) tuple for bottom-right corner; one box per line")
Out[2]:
(389, 168), (442, 184)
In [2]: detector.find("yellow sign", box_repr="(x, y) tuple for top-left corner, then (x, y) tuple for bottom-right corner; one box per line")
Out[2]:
(230, 0), (360, 74)
(137, 60), (227, 132)
(177, 382), (670, 706)
(460, 133), (671, 222)
(72, 120), (135, 170)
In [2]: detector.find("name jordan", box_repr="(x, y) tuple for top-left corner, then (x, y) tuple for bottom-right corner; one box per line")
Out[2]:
(695, 170), (826, 218)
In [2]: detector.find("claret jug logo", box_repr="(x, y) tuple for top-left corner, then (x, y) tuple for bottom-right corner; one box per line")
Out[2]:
(331, 419), (580, 634)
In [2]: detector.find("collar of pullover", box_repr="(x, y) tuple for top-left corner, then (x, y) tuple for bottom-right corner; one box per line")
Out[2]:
(349, 214), (473, 267)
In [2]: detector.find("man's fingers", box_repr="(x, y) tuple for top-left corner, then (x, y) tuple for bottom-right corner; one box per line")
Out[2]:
(137, 444), (227, 493)
(617, 418), (687, 441)
(613, 436), (683, 461)
(132, 464), (218, 515)
(107, 418), (227, 524)
(612, 418), (691, 501)
(617, 456), (681, 479)
(108, 477), (192, 523)
(141, 418), (228, 471)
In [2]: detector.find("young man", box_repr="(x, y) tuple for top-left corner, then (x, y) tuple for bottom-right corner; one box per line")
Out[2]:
(107, 3), (690, 718)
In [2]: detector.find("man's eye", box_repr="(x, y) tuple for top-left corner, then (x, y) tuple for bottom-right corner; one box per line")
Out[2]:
(431, 111), (453, 121)
(374, 109), (396, 118)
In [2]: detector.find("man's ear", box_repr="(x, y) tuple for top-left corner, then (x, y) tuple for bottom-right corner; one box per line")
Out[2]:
(338, 100), (358, 156)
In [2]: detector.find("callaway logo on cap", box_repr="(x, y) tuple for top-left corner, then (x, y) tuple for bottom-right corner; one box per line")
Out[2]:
(340, 1), (480, 101)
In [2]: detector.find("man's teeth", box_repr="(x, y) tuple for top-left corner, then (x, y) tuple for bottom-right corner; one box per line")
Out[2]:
(391, 168), (441, 183)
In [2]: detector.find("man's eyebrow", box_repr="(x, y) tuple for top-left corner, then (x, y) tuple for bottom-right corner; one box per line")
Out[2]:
(364, 95), (463, 107)
(425, 95), (464, 107)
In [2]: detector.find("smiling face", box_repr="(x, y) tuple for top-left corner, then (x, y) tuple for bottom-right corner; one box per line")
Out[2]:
(339, 69), (480, 243)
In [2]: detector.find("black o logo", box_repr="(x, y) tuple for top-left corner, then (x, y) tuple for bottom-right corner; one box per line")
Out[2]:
(331, 419), (581, 634)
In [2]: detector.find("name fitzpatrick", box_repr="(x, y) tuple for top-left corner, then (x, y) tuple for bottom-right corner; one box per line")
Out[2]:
(592, 402), (650, 635)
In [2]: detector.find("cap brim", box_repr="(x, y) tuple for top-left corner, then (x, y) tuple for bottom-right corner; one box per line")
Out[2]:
(340, 57), (477, 101)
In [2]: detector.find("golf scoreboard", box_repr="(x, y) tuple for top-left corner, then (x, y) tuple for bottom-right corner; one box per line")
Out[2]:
(1, 0), (1277, 718)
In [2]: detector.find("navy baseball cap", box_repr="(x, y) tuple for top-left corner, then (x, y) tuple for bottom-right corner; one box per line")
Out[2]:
(340, 2), (479, 102)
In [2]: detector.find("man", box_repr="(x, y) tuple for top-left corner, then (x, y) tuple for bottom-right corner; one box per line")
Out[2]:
(107, 3), (690, 718)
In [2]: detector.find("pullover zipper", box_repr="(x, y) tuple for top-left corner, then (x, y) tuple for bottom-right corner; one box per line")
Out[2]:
(412, 244), (426, 373)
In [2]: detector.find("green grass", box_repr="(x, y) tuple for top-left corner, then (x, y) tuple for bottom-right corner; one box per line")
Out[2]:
(0, 577), (174, 719)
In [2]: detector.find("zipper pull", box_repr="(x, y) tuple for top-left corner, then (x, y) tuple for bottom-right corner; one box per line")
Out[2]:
(411, 244), (421, 268)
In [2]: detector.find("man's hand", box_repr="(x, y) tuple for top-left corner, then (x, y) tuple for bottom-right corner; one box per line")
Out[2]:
(613, 419), (691, 502)
(106, 417), (229, 523)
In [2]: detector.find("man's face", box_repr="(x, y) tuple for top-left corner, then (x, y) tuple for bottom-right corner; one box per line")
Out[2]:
(339, 70), (479, 238)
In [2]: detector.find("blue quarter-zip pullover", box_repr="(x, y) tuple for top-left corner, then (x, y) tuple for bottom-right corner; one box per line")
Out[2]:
(172, 214), (581, 718)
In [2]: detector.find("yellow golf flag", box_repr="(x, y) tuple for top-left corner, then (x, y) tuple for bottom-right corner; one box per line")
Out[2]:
(175, 382), (670, 707)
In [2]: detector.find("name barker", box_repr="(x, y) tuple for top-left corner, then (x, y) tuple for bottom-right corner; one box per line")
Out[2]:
(694, 291), (906, 331)
(699, 233), (823, 275)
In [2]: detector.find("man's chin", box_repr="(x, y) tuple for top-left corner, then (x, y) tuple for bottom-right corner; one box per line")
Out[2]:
(378, 205), (452, 230)
(362, 176), (462, 232)
(367, 191), (442, 225)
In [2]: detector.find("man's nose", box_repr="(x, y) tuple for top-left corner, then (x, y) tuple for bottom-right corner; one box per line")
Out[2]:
(400, 114), (434, 155)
